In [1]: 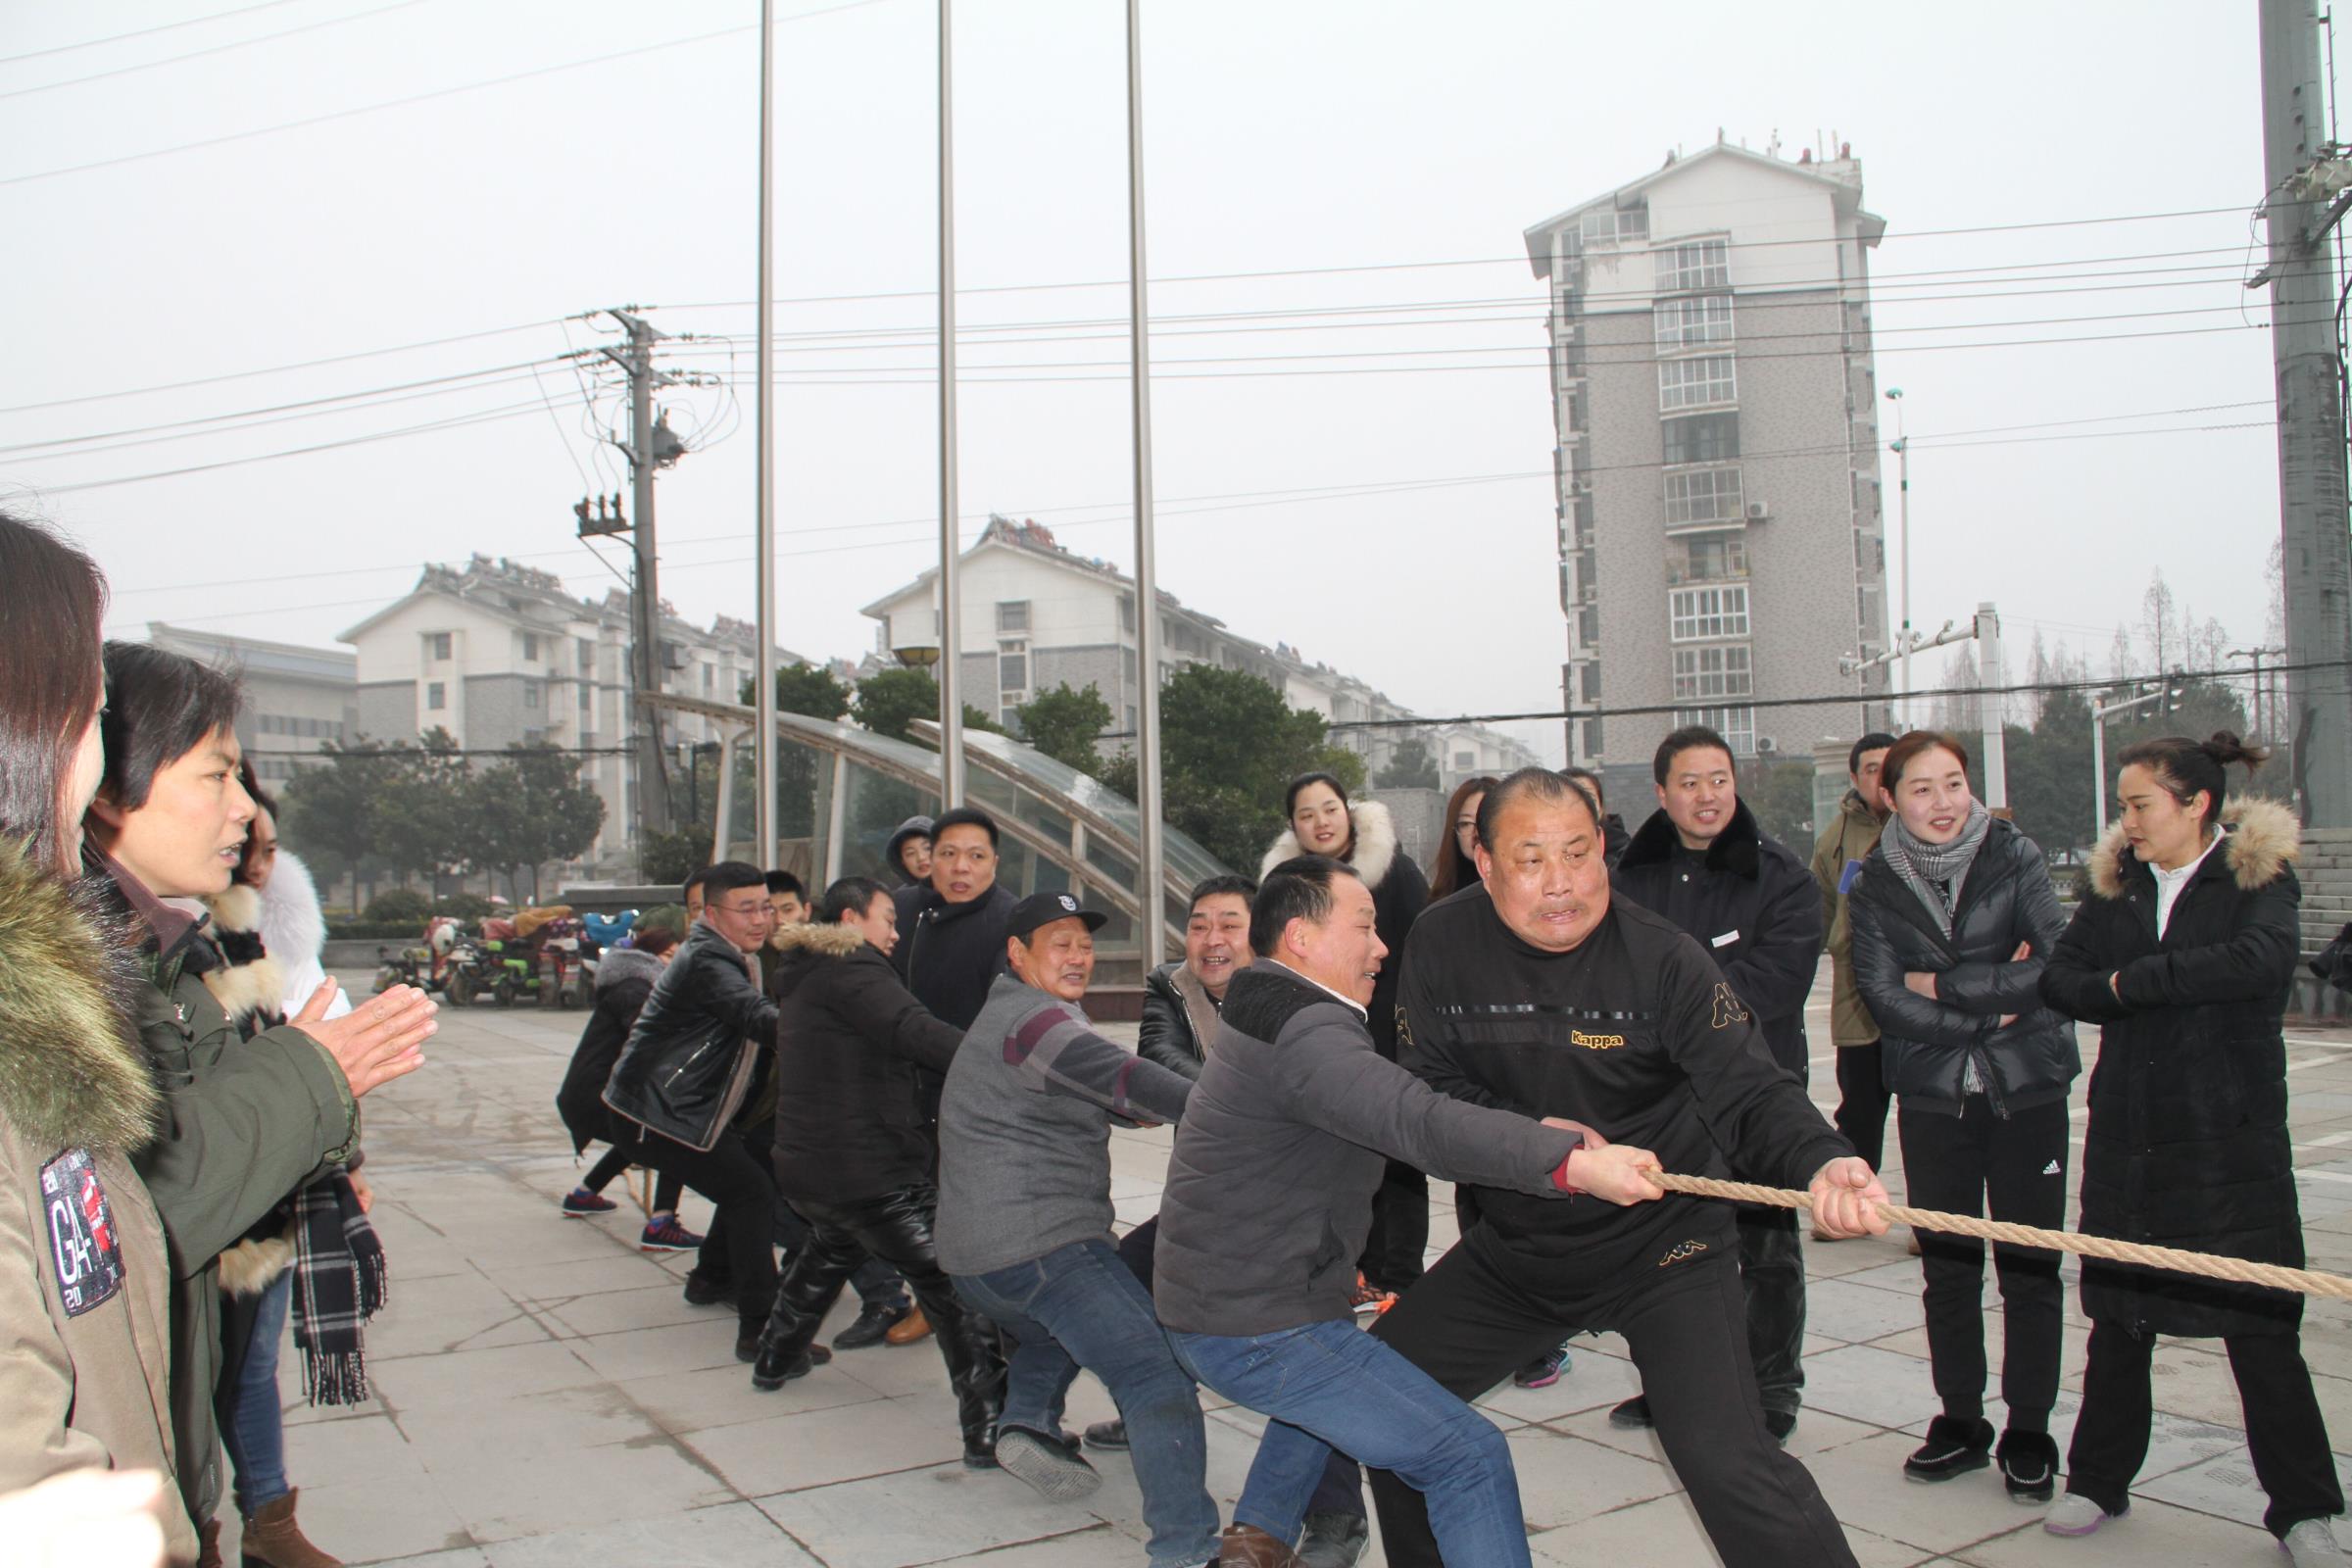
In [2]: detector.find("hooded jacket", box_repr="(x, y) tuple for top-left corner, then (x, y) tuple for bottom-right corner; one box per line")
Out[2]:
(604, 920), (776, 1152)
(1811, 790), (1887, 1048)
(2041, 797), (2306, 1339)
(1260, 800), (1426, 1059)
(1612, 799), (1824, 1074)
(0, 843), (194, 1567)
(556, 945), (665, 1157)
(767, 920), (962, 1202)
(883, 816), (934, 888)
(1846, 816), (2078, 1117)
(1137, 960), (1222, 1080)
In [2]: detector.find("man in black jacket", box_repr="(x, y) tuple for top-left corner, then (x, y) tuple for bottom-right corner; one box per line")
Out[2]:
(1136, 874), (1255, 1079)
(752, 878), (1006, 1464)
(1373, 768), (1881, 1568)
(1607, 726), (1825, 1436)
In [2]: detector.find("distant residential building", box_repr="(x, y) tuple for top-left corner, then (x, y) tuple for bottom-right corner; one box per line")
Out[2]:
(144, 622), (358, 788)
(339, 556), (808, 857)
(859, 515), (1539, 783)
(1524, 137), (1892, 798)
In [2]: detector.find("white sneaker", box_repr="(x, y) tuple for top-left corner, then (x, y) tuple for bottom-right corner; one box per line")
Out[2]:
(2283, 1518), (2349, 1566)
(2043, 1494), (2122, 1537)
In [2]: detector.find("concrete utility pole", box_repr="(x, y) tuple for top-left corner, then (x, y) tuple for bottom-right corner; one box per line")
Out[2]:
(935, 0), (965, 808)
(2259, 0), (2352, 825)
(753, 0), (780, 872)
(1126, 0), (1165, 962)
(602, 309), (680, 847)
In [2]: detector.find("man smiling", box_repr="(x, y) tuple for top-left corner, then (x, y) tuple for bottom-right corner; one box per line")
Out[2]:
(1138, 875), (1255, 1077)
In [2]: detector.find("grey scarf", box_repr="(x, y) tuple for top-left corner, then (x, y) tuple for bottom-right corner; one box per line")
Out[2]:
(1879, 799), (1992, 936)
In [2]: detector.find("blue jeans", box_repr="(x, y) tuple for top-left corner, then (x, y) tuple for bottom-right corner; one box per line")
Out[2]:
(956, 1241), (1219, 1568)
(1173, 1318), (1529, 1566)
(222, 1272), (292, 1513)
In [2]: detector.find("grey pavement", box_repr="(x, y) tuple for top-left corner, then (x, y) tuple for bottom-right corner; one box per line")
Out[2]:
(221, 964), (2352, 1567)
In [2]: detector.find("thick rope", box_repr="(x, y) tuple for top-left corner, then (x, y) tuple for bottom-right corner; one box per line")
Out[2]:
(1650, 1170), (2352, 1305)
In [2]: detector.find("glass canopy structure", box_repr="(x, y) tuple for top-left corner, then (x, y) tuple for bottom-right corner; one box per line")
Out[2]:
(642, 692), (1227, 982)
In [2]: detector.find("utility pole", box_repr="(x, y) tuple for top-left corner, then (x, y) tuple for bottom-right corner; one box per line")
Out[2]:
(1886, 386), (1911, 728)
(2259, 0), (2352, 825)
(1126, 0), (1165, 962)
(600, 308), (683, 850)
(753, 0), (780, 872)
(2230, 644), (2288, 742)
(935, 0), (965, 807)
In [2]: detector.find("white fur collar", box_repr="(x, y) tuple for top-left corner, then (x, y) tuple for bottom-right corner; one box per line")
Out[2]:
(1260, 798), (1399, 890)
(258, 850), (327, 969)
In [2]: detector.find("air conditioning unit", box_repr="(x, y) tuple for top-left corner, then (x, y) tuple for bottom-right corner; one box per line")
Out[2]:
(1745, 502), (1769, 520)
(1755, 737), (1779, 756)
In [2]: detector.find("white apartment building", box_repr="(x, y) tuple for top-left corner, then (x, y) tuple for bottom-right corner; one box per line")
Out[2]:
(144, 622), (358, 788)
(1525, 138), (1892, 799)
(860, 516), (1538, 786)
(340, 556), (808, 858)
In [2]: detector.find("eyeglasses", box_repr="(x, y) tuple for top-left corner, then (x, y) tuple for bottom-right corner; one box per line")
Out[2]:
(714, 899), (770, 917)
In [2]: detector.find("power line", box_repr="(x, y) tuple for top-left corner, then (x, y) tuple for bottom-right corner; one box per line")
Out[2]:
(0, 0), (434, 102)
(0, 0), (312, 67)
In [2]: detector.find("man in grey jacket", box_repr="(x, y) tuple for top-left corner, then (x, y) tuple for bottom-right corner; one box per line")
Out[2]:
(1153, 856), (1667, 1568)
(936, 892), (1217, 1568)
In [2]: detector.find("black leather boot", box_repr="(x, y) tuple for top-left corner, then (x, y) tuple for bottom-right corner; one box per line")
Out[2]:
(932, 1295), (1006, 1468)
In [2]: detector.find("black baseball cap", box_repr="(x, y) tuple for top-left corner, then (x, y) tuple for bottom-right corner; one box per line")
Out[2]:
(1007, 890), (1108, 942)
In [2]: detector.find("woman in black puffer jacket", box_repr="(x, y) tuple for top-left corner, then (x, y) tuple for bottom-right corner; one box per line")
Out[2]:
(2037, 735), (2340, 1549)
(1849, 731), (2075, 1500)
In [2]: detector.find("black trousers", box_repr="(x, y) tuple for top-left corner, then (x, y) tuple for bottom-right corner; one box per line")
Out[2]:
(1737, 1203), (1805, 1412)
(613, 1123), (776, 1327)
(1360, 1160), (1429, 1293)
(1895, 1096), (2068, 1427)
(1365, 1234), (1856, 1568)
(579, 1145), (683, 1214)
(760, 1184), (1005, 1444)
(1832, 1042), (1891, 1172)
(2069, 1318), (2342, 1538)
(773, 1199), (906, 1308)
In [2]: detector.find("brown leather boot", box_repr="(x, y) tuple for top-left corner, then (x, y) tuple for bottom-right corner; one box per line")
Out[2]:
(196, 1518), (223, 1568)
(240, 1489), (341, 1568)
(1216, 1523), (1301, 1566)
(884, 1304), (934, 1346)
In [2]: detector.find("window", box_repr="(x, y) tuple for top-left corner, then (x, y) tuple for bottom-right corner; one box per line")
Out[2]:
(1658, 356), (1736, 412)
(1669, 584), (1749, 642)
(1664, 466), (1743, 526)
(1122, 646), (1139, 685)
(1578, 203), (1647, 245)
(524, 681), (541, 710)
(1669, 530), (1748, 582)
(1654, 238), (1730, 294)
(1661, 412), (1740, 466)
(996, 600), (1030, 634)
(521, 632), (540, 662)
(999, 647), (1029, 698)
(1672, 645), (1753, 702)
(427, 632), (452, 662)
(1678, 705), (1755, 755)
(425, 681), (446, 710)
(1579, 662), (1602, 702)
(1453, 751), (1476, 769)
(1118, 595), (1136, 633)
(578, 637), (595, 674)
(578, 682), (591, 713)
(1654, 293), (1734, 351)
(702, 663), (713, 691)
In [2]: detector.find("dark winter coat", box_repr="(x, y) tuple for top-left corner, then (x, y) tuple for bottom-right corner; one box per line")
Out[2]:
(768, 921), (963, 1202)
(2041, 797), (2307, 1339)
(1847, 816), (2078, 1117)
(890, 881), (1017, 1031)
(1612, 799), (1824, 1074)
(604, 921), (776, 1152)
(884, 815), (934, 887)
(1137, 960), (1220, 1080)
(557, 946), (664, 1157)
(1260, 800), (1427, 1059)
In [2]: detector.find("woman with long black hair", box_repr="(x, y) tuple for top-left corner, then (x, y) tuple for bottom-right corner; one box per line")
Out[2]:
(1425, 775), (1496, 906)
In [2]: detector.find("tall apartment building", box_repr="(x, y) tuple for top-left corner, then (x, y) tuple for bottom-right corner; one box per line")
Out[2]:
(143, 622), (358, 788)
(1524, 138), (1891, 797)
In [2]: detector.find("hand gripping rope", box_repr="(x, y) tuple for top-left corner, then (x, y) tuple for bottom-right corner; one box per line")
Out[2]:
(1648, 1170), (2352, 1304)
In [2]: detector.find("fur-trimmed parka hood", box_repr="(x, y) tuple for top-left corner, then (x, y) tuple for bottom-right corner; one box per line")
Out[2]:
(2085, 794), (2299, 901)
(768, 920), (869, 959)
(1260, 798), (1400, 890)
(0, 839), (159, 1154)
(594, 943), (668, 994)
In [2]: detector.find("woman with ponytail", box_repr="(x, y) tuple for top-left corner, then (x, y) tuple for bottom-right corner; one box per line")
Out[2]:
(2038, 735), (2343, 1560)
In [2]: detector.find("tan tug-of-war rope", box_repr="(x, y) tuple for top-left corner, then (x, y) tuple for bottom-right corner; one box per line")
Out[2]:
(1650, 1171), (2352, 1305)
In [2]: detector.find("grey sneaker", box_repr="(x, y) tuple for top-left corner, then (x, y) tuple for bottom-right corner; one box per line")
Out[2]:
(2044, 1494), (2125, 1537)
(2284, 1519), (2350, 1567)
(1298, 1510), (1370, 1568)
(993, 1426), (1102, 1502)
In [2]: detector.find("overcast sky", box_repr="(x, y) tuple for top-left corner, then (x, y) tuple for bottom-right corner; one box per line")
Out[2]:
(2, 0), (2291, 763)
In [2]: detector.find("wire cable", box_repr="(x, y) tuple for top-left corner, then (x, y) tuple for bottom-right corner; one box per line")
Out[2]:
(0, 0), (435, 102)
(0, 0), (313, 67)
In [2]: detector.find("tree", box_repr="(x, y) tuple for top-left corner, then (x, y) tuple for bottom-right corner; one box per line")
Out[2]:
(1374, 737), (1441, 791)
(370, 731), (470, 900)
(1742, 760), (1818, 849)
(745, 662), (853, 721)
(460, 744), (606, 903)
(279, 739), (393, 906)
(1013, 683), (1114, 773)
(639, 827), (709, 888)
(850, 666), (1002, 745)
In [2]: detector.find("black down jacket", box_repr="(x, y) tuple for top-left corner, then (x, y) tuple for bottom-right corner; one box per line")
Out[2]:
(2041, 797), (2306, 1339)
(1138, 961), (1219, 1080)
(604, 921), (777, 1152)
(768, 920), (963, 1202)
(556, 945), (663, 1154)
(1847, 816), (2078, 1118)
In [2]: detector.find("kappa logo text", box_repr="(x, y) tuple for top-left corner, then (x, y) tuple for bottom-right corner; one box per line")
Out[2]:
(1570, 1029), (1626, 1050)
(1710, 983), (1749, 1029)
(1658, 1239), (1710, 1268)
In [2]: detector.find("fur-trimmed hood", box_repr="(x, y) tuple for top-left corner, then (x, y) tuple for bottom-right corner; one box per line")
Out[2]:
(595, 943), (668, 993)
(769, 920), (868, 959)
(2085, 794), (2299, 901)
(197, 881), (286, 1031)
(1260, 798), (1400, 890)
(258, 850), (327, 974)
(0, 840), (158, 1154)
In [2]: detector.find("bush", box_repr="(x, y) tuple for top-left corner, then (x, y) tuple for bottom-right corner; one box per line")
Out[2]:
(325, 921), (429, 942)
(435, 894), (497, 921)
(363, 889), (433, 925)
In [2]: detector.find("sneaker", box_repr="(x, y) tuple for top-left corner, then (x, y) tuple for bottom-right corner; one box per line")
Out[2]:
(1513, 1346), (1571, 1390)
(1348, 1273), (1397, 1317)
(1298, 1509), (1371, 1568)
(560, 1188), (617, 1216)
(1905, 1415), (1995, 1483)
(1608, 1395), (1653, 1430)
(2283, 1518), (2349, 1566)
(2043, 1494), (2125, 1537)
(994, 1426), (1102, 1502)
(1763, 1408), (1797, 1446)
(1082, 1418), (1129, 1451)
(682, 1270), (737, 1308)
(832, 1300), (911, 1350)
(640, 1215), (704, 1252)
(1997, 1429), (2059, 1504)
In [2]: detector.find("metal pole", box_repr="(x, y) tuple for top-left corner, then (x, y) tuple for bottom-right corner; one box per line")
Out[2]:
(1977, 602), (2007, 809)
(623, 314), (673, 843)
(1126, 0), (1165, 962)
(2260, 0), (2352, 825)
(935, 0), (964, 807)
(753, 0), (780, 872)
(1888, 397), (1911, 730)
(2092, 704), (2109, 839)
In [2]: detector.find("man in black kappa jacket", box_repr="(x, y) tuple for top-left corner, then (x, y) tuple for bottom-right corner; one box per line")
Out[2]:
(1609, 725), (1825, 1435)
(1373, 767), (1881, 1568)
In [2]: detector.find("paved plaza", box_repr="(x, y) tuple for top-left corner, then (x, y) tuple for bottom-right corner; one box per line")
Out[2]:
(226, 964), (2352, 1567)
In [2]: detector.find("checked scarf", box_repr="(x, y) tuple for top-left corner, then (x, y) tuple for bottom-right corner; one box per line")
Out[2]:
(291, 1170), (388, 1406)
(1878, 798), (1992, 937)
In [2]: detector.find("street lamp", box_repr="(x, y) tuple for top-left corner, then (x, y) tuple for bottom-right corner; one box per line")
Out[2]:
(1886, 387), (1909, 729)
(893, 645), (941, 671)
